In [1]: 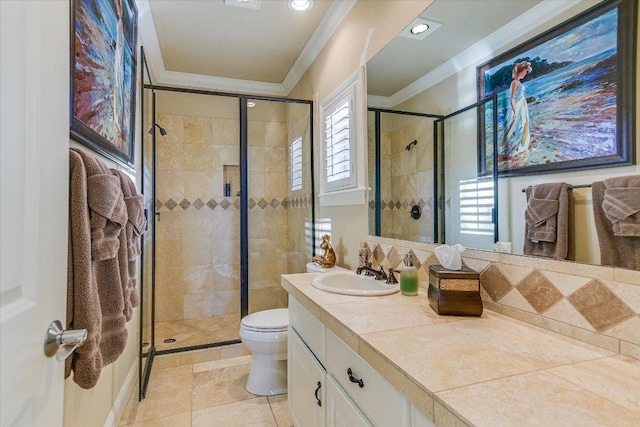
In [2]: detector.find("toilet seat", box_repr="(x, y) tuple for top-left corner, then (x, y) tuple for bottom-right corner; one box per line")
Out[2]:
(241, 308), (288, 333)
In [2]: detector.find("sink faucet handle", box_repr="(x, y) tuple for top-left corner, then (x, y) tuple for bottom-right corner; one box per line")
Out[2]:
(386, 268), (399, 285)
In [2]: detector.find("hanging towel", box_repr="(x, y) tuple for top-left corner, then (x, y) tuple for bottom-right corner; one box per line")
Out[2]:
(111, 169), (145, 320)
(523, 183), (573, 260)
(593, 178), (640, 270)
(525, 197), (559, 242)
(602, 175), (640, 237)
(66, 150), (103, 389)
(70, 148), (129, 368)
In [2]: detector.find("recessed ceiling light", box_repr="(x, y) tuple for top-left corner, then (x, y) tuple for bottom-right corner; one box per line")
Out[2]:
(410, 24), (429, 35)
(288, 0), (313, 12)
(399, 17), (442, 40)
(223, 0), (260, 10)
(247, 101), (256, 108)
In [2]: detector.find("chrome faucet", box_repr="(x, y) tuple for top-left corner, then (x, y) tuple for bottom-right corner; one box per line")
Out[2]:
(356, 263), (388, 281)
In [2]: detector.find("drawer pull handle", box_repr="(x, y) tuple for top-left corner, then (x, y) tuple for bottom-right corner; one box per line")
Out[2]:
(347, 368), (365, 388)
(315, 381), (322, 406)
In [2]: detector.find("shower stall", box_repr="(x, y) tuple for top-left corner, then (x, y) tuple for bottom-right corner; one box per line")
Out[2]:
(140, 53), (315, 397)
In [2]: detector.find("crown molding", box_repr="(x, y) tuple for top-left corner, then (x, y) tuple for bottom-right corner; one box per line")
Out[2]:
(135, 0), (356, 96)
(370, 0), (583, 108)
(159, 70), (287, 96)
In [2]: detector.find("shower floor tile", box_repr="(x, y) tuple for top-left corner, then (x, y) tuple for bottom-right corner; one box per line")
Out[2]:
(155, 313), (241, 350)
(120, 354), (292, 427)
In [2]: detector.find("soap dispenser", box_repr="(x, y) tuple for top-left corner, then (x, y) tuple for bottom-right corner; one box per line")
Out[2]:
(400, 253), (419, 296)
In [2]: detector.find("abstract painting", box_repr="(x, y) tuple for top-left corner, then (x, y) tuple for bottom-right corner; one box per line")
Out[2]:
(70, 0), (137, 166)
(477, 0), (636, 177)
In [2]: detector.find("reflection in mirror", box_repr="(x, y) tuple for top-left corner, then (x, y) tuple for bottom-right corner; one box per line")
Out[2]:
(441, 98), (497, 252)
(367, 110), (440, 243)
(367, 0), (639, 270)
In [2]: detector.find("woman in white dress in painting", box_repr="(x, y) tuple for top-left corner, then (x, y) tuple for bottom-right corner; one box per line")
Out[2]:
(500, 61), (532, 159)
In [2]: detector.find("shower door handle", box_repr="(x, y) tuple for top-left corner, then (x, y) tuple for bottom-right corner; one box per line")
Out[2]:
(155, 212), (161, 222)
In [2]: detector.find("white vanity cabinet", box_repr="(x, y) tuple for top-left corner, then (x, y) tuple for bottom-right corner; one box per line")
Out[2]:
(289, 329), (325, 427)
(325, 374), (373, 427)
(288, 295), (426, 427)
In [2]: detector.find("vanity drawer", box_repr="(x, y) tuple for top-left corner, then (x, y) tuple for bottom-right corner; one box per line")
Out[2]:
(326, 329), (410, 427)
(289, 296), (325, 365)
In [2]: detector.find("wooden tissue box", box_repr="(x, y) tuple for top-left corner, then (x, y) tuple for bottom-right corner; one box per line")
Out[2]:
(428, 265), (483, 316)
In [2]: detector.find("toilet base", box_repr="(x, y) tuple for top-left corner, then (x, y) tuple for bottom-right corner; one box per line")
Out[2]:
(245, 354), (287, 396)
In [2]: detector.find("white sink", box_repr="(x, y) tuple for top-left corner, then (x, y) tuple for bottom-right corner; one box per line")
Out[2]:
(311, 271), (400, 296)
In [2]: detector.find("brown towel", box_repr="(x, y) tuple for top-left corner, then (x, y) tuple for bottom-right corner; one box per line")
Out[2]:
(602, 176), (640, 237)
(523, 183), (573, 260)
(66, 150), (103, 389)
(112, 169), (145, 320)
(70, 148), (129, 368)
(525, 198), (559, 242)
(594, 178), (640, 269)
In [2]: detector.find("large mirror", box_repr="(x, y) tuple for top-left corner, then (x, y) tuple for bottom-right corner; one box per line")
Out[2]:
(367, 0), (639, 269)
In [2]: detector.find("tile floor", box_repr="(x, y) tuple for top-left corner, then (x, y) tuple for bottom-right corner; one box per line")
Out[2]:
(120, 351), (292, 427)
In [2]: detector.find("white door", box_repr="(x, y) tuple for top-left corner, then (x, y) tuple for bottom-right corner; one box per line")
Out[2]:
(1, 1), (69, 426)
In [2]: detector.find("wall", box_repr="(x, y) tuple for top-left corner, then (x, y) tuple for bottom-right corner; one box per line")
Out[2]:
(290, 0), (434, 269)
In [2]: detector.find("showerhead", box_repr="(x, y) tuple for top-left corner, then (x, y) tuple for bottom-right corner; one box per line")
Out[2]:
(405, 139), (417, 151)
(148, 123), (167, 136)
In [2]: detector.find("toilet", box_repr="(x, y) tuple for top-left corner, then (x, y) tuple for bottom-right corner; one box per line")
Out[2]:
(240, 262), (348, 395)
(240, 308), (289, 395)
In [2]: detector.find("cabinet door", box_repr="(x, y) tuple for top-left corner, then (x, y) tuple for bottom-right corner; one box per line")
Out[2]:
(289, 330), (325, 427)
(326, 374), (373, 427)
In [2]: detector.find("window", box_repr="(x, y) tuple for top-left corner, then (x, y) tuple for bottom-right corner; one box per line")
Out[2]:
(459, 178), (494, 235)
(318, 67), (367, 206)
(290, 137), (302, 191)
(324, 95), (353, 190)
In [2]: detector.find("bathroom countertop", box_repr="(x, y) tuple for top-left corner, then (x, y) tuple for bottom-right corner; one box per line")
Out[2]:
(281, 273), (640, 427)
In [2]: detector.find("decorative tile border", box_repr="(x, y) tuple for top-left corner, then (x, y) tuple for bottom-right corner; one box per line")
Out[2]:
(157, 195), (311, 212)
(368, 198), (433, 210)
(365, 236), (640, 361)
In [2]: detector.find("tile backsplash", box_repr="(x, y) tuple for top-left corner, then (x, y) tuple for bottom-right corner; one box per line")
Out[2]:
(366, 236), (640, 361)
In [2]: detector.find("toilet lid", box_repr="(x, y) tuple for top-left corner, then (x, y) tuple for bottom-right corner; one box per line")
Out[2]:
(241, 308), (289, 332)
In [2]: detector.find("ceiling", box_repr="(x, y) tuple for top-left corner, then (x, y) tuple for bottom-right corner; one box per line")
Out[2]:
(366, 0), (543, 98)
(138, 0), (355, 96)
(138, 0), (594, 99)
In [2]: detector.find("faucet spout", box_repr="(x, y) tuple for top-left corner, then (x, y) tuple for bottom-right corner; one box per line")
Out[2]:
(355, 265), (388, 281)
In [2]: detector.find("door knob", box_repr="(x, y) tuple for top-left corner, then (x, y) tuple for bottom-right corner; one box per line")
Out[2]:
(44, 320), (87, 361)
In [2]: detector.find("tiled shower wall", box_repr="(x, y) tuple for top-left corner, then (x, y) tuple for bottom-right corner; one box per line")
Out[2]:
(366, 236), (640, 361)
(154, 111), (310, 322)
(368, 115), (436, 243)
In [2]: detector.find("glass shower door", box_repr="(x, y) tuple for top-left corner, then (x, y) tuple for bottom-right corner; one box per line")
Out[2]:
(246, 98), (313, 315)
(153, 91), (241, 350)
(139, 48), (155, 399)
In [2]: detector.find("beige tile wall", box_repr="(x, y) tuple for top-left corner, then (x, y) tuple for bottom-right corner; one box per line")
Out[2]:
(155, 108), (313, 322)
(366, 236), (640, 361)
